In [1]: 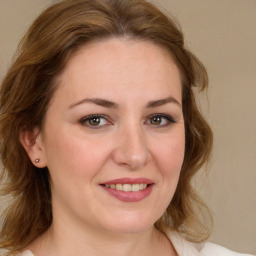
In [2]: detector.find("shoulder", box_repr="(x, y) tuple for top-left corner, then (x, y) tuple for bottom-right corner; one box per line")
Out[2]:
(200, 242), (254, 256)
(167, 231), (255, 256)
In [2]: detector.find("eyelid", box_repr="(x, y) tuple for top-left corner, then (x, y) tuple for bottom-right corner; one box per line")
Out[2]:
(149, 113), (176, 122)
(146, 113), (176, 127)
(79, 113), (176, 129)
(79, 114), (112, 128)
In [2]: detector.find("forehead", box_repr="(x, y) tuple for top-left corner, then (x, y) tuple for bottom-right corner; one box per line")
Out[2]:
(54, 38), (182, 106)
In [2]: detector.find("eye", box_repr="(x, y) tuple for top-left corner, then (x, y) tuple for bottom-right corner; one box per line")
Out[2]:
(79, 115), (111, 128)
(147, 114), (175, 127)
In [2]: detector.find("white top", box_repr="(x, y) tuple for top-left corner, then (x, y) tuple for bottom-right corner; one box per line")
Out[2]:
(17, 232), (254, 256)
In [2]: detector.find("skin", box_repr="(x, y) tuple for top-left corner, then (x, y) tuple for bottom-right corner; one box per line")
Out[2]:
(21, 38), (185, 256)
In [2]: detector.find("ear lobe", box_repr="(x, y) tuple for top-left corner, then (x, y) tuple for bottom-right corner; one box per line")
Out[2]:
(20, 128), (47, 168)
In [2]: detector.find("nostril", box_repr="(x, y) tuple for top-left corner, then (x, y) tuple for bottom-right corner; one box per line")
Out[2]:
(111, 134), (151, 169)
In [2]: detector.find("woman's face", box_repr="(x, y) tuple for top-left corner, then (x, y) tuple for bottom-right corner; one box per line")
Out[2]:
(35, 38), (185, 234)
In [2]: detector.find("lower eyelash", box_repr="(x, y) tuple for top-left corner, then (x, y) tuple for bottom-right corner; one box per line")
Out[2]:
(150, 114), (176, 124)
(79, 114), (107, 125)
(79, 114), (175, 128)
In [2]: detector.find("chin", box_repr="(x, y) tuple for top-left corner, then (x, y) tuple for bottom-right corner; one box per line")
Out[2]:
(98, 212), (158, 235)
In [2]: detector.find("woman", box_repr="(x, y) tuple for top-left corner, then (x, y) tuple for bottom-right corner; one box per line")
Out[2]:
(0, 0), (253, 255)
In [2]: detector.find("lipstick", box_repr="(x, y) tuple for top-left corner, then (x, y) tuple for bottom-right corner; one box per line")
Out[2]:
(100, 178), (154, 202)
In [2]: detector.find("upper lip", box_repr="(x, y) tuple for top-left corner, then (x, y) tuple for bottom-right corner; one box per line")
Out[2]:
(101, 178), (154, 185)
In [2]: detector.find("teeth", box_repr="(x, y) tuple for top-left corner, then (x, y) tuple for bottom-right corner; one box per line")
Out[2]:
(123, 184), (132, 191)
(132, 184), (140, 192)
(116, 184), (122, 190)
(104, 183), (148, 192)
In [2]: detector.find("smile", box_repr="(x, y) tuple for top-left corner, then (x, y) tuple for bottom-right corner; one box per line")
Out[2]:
(101, 178), (154, 202)
(104, 183), (148, 192)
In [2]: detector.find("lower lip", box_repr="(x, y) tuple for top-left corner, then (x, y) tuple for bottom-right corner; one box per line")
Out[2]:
(101, 184), (154, 202)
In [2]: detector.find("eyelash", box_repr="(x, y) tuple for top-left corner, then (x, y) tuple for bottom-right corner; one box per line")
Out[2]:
(79, 114), (111, 128)
(147, 113), (176, 127)
(79, 113), (176, 129)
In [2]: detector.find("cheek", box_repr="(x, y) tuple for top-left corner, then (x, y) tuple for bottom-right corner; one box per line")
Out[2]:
(153, 131), (185, 177)
(43, 128), (110, 180)
(43, 131), (110, 210)
(150, 130), (185, 218)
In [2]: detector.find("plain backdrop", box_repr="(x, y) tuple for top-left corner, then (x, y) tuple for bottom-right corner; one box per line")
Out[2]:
(0, 0), (255, 254)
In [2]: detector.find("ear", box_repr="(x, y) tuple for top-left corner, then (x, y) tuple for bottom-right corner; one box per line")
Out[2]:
(20, 128), (47, 168)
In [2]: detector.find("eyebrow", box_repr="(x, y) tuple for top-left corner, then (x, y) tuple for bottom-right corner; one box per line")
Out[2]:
(68, 96), (181, 109)
(69, 98), (118, 109)
(146, 97), (181, 108)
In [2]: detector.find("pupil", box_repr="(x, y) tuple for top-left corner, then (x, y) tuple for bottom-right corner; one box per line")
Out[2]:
(151, 116), (161, 125)
(89, 118), (100, 126)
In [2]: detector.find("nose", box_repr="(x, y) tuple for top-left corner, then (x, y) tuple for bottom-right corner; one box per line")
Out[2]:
(112, 126), (151, 170)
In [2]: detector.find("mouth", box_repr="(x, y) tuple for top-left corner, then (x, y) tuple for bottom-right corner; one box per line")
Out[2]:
(100, 178), (154, 202)
(102, 183), (149, 192)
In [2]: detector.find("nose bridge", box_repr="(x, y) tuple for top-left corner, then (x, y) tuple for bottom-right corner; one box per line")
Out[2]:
(126, 124), (147, 156)
(112, 120), (151, 169)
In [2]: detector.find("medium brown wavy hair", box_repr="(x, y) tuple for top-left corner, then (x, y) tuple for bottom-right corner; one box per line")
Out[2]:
(0, 0), (213, 254)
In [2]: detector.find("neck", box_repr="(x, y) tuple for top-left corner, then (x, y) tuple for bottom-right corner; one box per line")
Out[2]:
(28, 218), (176, 256)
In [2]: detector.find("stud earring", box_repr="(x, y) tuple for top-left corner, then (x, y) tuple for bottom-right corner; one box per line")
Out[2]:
(35, 159), (40, 163)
